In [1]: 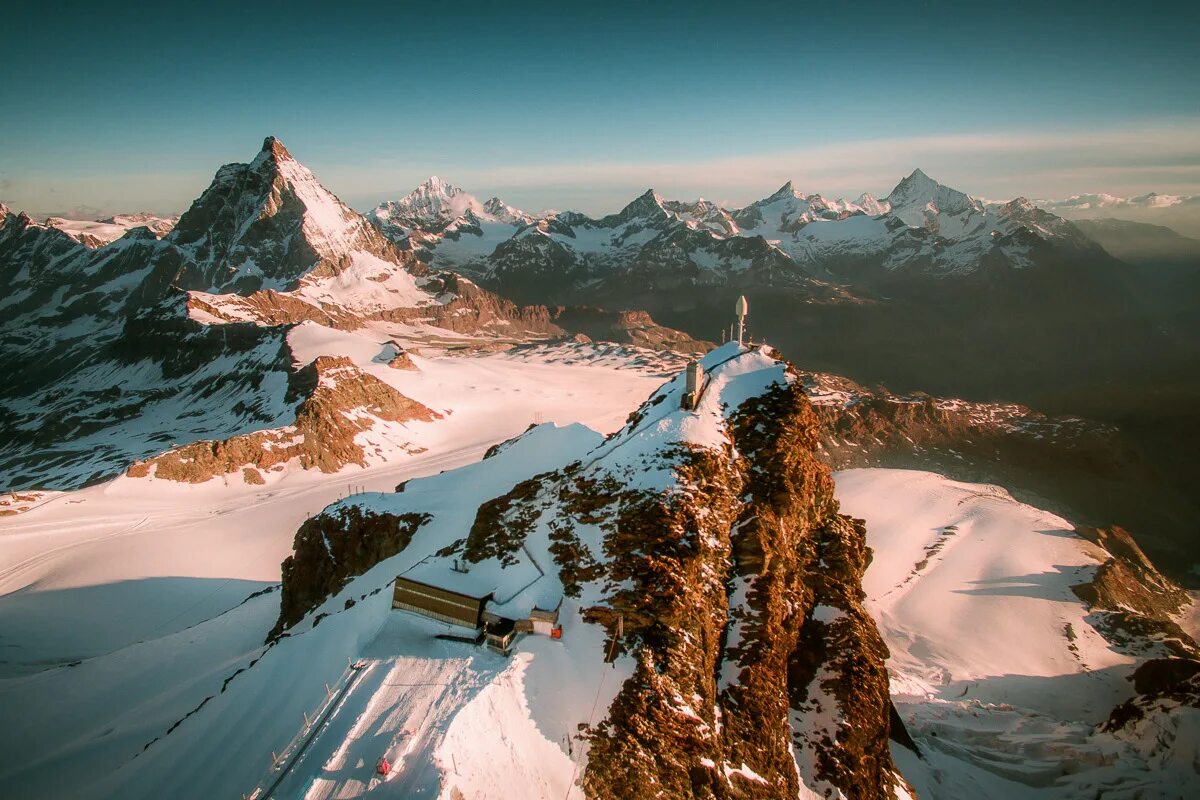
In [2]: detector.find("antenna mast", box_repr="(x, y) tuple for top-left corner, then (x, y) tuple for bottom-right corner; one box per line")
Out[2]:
(735, 295), (749, 345)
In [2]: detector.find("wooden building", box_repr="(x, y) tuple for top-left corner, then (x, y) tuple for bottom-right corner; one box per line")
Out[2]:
(393, 576), (489, 629)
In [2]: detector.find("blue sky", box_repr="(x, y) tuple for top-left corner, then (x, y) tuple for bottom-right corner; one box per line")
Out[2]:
(2, 0), (1197, 216)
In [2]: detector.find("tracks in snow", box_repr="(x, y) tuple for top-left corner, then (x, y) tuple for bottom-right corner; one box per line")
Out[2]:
(0, 515), (149, 592)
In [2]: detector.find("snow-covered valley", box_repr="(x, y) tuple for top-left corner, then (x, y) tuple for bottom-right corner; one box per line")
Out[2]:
(0, 336), (668, 798)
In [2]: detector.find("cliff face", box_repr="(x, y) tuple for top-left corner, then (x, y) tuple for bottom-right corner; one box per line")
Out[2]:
(1063, 524), (1200, 770)
(274, 506), (431, 636)
(272, 344), (909, 798)
(580, 381), (904, 799)
(1069, 524), (1197, 661)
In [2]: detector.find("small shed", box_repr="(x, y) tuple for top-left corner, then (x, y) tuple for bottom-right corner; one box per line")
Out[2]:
(485, 617), (518, 655)
(529, 602), (561, 636)
(393, 576), (489, 629)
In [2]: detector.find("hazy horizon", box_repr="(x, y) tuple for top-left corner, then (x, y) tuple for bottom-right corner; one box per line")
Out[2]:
(3, 0), (1199, 218)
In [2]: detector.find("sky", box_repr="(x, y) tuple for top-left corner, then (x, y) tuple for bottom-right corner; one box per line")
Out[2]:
(2, 0), (1198, 218)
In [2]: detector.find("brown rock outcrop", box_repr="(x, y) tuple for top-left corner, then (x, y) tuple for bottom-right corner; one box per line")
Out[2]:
(127, 356), (439, 482)
(271, 355), (906, 798)
(574, 380), (904, 799)
(273, 505), (431, 635)
(1070, 524), (1197, 660)
(1104, 657), (1200, 732)
(551, 306), (713, 355)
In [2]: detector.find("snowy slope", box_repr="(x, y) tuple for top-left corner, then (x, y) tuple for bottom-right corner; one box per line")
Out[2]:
(839, 468), (1199, 799)
(42, 213), (177, 247)
(0, 337), (673, 800)
(2, 329), (1196, 799)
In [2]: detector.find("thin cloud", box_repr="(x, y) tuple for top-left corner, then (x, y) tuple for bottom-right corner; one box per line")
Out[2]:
(334, 118), (1200, 213)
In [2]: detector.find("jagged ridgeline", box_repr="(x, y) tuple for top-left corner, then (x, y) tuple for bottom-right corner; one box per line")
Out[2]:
(274, 343), (914, 799)
(0, 137), (399, 490)
(0, 137), (707, 493)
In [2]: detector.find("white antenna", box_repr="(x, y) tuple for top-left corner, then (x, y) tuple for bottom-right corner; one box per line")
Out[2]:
(735, 295), (749, 345)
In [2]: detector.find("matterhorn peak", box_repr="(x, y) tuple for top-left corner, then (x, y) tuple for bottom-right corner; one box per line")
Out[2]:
(168, 136), (390, 292)
(257, 136), (295, 164)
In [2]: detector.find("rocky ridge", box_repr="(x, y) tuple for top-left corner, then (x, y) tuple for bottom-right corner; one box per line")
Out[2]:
(794, 371), (1200, 578)
(126, 356), (439, 484)
(272, 344), (911, 799)
(1062, 524), (1200, 772)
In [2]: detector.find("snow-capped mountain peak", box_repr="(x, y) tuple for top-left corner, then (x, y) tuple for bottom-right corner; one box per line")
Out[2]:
(1128, 191), (1183, 208)
(764, 180), (801, 202)
(853, 192), (890, 216)
(257, 135), (294, 165)
(162, 135), (404, 292)
(482, 196), (532, 225)
(360, 165), (1120, 296)
(601, 188), (668, 224)
(369, 177), (531, 238)
(373, 176), (486, 227)
(885, 168), (982, 228)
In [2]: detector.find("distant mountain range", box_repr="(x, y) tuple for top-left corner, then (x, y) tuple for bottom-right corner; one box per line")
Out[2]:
(1037, 191), (1200, 212)
(365, 170), (1116, 306)
(1034, 191), (1200, 238)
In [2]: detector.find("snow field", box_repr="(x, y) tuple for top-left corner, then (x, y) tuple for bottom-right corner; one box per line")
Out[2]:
(837, 468), (1192, 799)
(0, 332), (667, 800)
